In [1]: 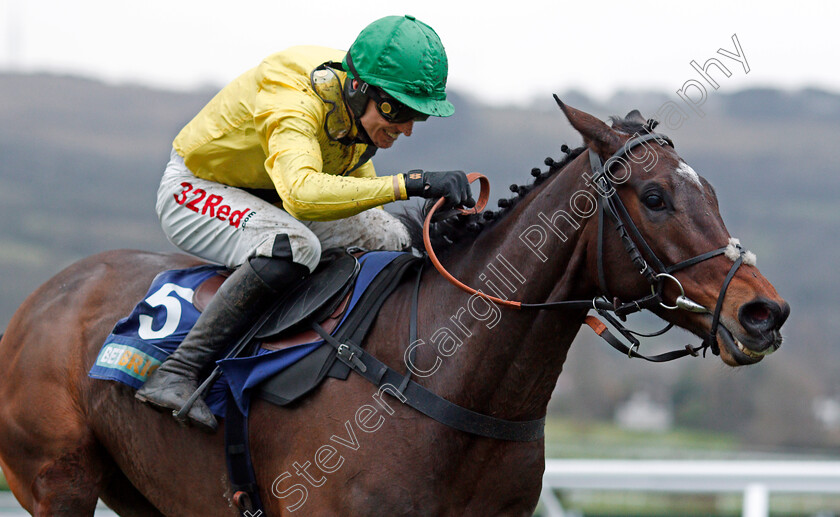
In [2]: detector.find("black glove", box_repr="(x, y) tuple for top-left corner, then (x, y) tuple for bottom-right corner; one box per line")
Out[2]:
(404, 170), (476, 208)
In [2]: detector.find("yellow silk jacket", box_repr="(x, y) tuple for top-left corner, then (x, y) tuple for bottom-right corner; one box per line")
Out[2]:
(173, 46), (407, 221)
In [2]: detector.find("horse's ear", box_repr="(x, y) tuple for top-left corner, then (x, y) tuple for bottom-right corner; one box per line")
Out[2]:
(554, 95), (623, 157)
(624, 109), (646, 125)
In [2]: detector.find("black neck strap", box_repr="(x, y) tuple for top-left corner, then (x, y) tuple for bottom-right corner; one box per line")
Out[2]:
(310, 321), (545, 442)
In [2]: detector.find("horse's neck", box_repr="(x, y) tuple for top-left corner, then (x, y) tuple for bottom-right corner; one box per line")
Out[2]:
(420, 158), (595, 420)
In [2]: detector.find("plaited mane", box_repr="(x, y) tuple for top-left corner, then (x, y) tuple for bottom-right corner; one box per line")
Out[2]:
(400, 112), (659, 252)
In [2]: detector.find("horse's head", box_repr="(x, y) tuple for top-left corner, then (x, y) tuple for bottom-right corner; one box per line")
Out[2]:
(557, 100), (789, 366)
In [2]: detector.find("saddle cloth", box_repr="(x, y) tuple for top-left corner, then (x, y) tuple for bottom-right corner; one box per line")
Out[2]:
(89, 250), (417, 416)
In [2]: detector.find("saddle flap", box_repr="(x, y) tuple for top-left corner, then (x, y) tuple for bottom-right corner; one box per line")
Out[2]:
(255, 250), (359, 339)
(255, 344), (337, 406)
(255, 252), (423, 408)
(260, 291), (351, 351)
(194, 271), (229, 313)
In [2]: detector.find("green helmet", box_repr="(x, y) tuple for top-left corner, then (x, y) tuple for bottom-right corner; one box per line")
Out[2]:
(343, 15), (454, 118)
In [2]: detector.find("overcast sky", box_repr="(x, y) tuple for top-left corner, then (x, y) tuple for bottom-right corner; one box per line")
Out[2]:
(2, 0), (837, 106)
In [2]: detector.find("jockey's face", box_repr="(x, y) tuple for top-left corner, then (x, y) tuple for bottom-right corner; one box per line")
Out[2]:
(358, 98), (415, 149)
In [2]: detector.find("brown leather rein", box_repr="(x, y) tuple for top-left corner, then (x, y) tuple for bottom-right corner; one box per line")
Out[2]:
(422, 173), (616, 312)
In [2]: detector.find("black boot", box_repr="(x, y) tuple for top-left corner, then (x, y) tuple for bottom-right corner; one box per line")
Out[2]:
(135, 257), (308, 432)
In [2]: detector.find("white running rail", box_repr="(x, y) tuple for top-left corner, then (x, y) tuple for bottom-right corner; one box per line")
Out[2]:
(540, 459), (840, 517)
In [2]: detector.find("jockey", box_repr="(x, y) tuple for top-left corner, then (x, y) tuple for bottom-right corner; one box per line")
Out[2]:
(135, 15), (475, 431)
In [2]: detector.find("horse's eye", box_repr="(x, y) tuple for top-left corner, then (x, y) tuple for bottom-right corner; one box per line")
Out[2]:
(643, 192), (666, 211)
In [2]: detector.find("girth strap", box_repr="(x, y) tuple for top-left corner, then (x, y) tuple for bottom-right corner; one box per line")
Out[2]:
(399, 261), (424, 393)
(310, 322), (546, 442)
(224, 390), (265, 517)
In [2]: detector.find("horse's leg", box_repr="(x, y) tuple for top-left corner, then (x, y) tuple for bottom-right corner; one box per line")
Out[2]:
(0, 262), (115, 515)
(0, 355), (105, 515)
(30, 446), (164, 517)
(5, 409), (162, 517)
(0, 360), (111, 515)
(4, 421), (106, 516)
(98, 468), (165, 517)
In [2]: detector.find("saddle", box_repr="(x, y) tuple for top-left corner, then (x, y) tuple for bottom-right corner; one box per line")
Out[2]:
(195, 248), (422, 407)
(194, 248), (358, 344)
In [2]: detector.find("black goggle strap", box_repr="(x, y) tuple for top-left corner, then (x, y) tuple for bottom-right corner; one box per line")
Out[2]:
(363, 86), (397, 117)
(365, 84), (427, 122)
(344, 53), (378, 112)
(344, 53), (381, 108)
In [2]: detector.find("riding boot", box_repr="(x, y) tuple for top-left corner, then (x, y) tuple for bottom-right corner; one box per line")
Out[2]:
(135, 257), (308, 432)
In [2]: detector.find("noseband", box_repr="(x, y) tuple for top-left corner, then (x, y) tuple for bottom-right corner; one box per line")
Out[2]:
(423, 133), (751, 362)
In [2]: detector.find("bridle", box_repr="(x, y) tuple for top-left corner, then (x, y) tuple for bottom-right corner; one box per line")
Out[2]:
(423, 132), (751, 362)
(582, 131), (747, 360)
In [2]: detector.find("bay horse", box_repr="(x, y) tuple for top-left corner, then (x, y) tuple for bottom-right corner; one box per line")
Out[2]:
(0, 102), (788, 516)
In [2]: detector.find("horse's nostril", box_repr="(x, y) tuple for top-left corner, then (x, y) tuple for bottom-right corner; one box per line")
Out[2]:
(739, 298), (788, 333)
(748, 305), (771, 322)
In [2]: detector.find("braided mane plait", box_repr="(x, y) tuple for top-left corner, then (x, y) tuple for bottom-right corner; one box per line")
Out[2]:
(485, 144), (586, 224)
(399, 112), (660, 252)
(399, 144), (585, 251)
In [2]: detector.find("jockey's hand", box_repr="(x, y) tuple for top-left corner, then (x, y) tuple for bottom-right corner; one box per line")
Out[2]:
(404, 170), (476, 208)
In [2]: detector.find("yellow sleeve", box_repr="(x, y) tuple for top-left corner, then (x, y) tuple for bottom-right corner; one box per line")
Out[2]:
(255, 83), (403, 221)
(350, 161), (408, 201)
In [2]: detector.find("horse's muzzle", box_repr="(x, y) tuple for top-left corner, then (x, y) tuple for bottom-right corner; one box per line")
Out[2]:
(721, 298), (790, 365)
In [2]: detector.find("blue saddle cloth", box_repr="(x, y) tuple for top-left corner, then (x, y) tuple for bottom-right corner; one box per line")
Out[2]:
(89, 251), (408, 417)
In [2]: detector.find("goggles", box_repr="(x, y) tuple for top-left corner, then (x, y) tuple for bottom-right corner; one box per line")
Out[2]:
(362, 84), (429, 123)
